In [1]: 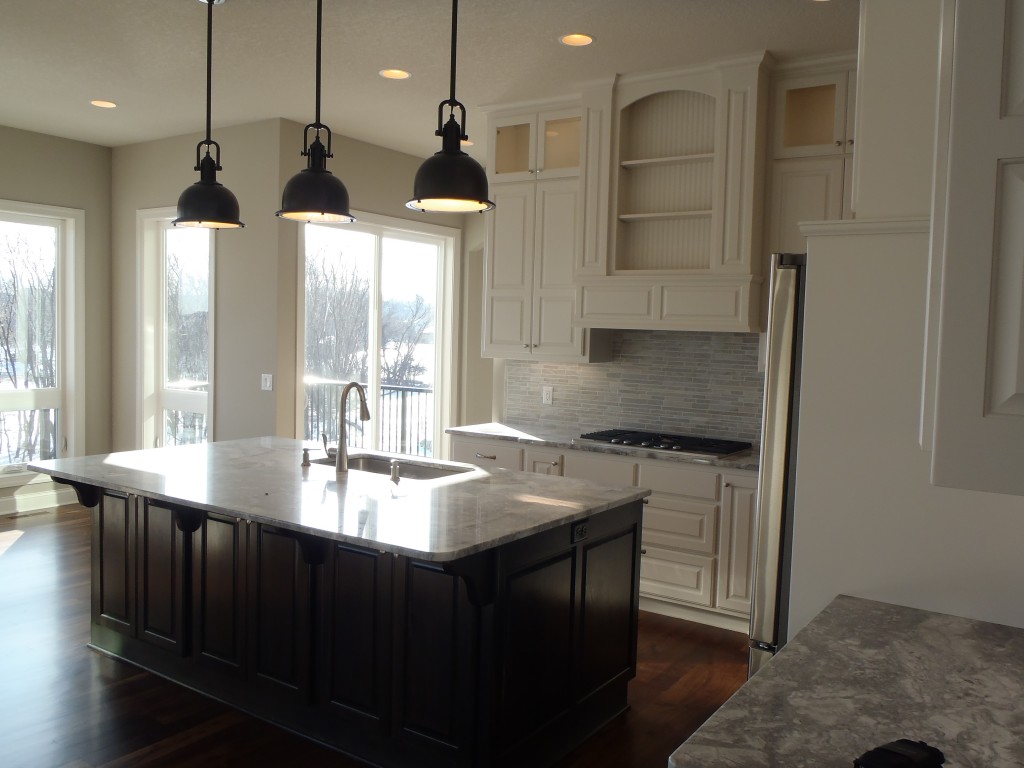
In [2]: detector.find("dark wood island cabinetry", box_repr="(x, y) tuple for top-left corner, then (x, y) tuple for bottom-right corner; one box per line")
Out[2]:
(35, 438), (647, 768)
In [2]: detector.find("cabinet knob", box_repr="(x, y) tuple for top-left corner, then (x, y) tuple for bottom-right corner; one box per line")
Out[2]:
(475, 452), (497, 460)
(640, 548), (647, 555)
(642, 498), (649, 504)
(724, 482), (732, 488)
(834, 140), (843, 147)
(523, 344), (530, 348)
(847, 138), (854, 146)
(550, 460), (560, 466)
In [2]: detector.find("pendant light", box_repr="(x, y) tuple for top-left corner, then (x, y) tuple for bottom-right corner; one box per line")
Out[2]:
(174, 0), (244, 229)
(277, 0), (354, 223)
(406, 0), (494, 213)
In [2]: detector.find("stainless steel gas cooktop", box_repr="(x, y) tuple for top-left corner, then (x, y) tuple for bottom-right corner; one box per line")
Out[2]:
(576, 429), (751, 458)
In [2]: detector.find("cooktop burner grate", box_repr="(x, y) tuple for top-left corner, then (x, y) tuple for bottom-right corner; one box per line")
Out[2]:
(578, 429), (751, 457)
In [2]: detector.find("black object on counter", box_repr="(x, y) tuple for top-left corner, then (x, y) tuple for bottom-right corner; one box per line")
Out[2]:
(854, 739), (945, 767)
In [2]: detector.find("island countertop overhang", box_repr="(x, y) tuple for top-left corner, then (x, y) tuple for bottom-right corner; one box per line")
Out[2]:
(30, 436), (650, 562)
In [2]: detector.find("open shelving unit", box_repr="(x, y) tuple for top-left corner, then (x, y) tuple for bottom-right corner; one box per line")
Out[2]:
(614, 89), (717, 272)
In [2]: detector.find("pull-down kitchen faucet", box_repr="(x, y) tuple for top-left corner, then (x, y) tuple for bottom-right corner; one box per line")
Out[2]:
(337, 381), (371, 472)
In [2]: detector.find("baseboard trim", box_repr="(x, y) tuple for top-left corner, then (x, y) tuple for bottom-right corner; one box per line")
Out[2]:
(0, 485), (78, 516)
(640, 596), (748, 634)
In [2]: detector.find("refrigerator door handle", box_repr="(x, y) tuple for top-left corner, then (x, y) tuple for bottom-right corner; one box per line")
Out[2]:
(748, 252), (804, 676)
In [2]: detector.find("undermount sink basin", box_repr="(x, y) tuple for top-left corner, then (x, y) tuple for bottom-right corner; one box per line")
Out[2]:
(310, 454), (474, 481)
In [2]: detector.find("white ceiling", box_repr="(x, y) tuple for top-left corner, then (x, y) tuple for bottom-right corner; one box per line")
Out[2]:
(0, 0), (859, 162)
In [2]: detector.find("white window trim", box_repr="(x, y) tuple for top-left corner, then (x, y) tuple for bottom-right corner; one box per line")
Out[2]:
(294, 210), (461, 456)
(136, 207), (216, 449)
(0, 198), (85, 471)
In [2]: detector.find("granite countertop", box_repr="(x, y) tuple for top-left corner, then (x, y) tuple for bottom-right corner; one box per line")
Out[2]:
(446, 422), (760, 471)
(669, 594), (1024, 767)
(30, 437), (647, 563)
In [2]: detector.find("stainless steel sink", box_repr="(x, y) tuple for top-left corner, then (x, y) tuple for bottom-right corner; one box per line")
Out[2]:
(310, 454), (474, 480)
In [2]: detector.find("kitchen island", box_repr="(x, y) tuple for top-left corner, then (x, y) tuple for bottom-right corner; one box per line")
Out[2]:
(31, 437), (649, 768)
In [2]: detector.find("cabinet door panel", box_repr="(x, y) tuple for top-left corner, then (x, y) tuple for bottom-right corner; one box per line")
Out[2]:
(321, 543), (392, 726)
(562, 452), (636, 486)
(637, 460), (719, 500)
(450, 437), (523, 471)
(640, 546), (713, 606)
(524, 447), (563, 475)
(394, 560), (476, 755)
(93, 491), (135, 636)
(248, 525), (311, 702)
(483, 184), (535, 357)
(716, 476), (757, 614)
(193, 513), (247, 676)
(138, 500), (186, 653)
(768, 156), (845, 254)
(643, 497), (717, 555)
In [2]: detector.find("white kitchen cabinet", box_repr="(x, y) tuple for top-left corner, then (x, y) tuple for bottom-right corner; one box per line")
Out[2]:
(766, 155), (849, 254)
(446, 429), (759, 628)
(524, 446), (563, 475)
(772, 64), (856, 159)
(765, 56), (857, 255)
(576, 53), (771, 333)
(487, 108), (583, 184)
(562, 451), (637, 487)
(449, 436), (523, 471)
(483, 178), (595, 360)
(715, 472), (758, 615)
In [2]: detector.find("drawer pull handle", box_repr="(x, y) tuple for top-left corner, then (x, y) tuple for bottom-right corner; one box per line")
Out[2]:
(550, 460), (560, 466)
(476, 453), (497, 460)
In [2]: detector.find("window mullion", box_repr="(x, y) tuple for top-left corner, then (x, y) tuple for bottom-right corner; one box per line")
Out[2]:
(369, 228), (383, 451)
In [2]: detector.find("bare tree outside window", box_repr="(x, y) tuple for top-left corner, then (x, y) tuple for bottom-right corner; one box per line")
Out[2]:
(163, 227), (210, 445)
(0, 220), (58, 464)
(303, 225), (441, 457)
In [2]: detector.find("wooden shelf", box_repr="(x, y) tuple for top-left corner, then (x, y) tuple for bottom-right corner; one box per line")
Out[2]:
(619, 210), (713, 221)
(620, 153), (714, 169)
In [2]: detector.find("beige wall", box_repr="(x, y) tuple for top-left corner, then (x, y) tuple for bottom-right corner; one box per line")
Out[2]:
(787, 1), (1024, 636)
(0, 125), (112, 456)
(458, 214), (494, 427)
(111, 118), (465, 450)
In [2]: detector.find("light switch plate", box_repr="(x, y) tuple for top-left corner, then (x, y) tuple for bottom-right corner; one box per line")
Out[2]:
(541, 385), (553, 405)
(261, 373), (273, 391)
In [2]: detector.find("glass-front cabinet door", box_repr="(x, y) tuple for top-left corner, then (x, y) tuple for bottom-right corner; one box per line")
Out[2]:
(489, 108), (582, 183)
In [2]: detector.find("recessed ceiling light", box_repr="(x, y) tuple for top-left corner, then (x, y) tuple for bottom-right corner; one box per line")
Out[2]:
(559, 33), (593, 47)
(90, 100), (117, 109)
(379, 69), (411, 80)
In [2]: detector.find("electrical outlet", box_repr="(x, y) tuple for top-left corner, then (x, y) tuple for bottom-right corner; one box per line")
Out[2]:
(261, 373), (273, 391)
(541, 385), (553, 405)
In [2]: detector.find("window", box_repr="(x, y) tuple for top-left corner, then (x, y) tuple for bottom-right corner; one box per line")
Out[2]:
(138, 209), (214, 448)
(0, 200), (84, 466)
(299, 212), (458, 458)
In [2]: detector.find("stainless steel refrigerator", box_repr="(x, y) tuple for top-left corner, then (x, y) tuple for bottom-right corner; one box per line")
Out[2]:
(748, 252), (806, 676)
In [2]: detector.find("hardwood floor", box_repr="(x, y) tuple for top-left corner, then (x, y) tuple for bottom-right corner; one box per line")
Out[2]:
(0, 507), (748, 768)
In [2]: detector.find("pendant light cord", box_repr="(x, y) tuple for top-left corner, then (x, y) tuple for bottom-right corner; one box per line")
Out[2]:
(315, 0), (322, 127)
(448, 0), (458, 103)
(204, 0), (213, 145)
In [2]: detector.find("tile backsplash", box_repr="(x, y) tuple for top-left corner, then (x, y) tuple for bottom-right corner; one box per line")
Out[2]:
(504, 330), (764, 443)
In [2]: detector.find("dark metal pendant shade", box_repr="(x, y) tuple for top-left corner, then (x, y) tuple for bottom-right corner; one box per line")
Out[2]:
(408, 114), (493, 213)
(174, 149), (243, 228)
(277, 131), (354, 222)
(173, 0), (244, 229)
(407, 0), (494, 214)
(277, 0), (355, 223)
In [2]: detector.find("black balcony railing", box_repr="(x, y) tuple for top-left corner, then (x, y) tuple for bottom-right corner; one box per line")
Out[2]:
(304, 380), (435, 457)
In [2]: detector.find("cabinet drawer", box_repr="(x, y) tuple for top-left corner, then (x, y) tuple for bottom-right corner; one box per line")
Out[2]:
(639, 546), (714, 607)
(643, 497), (717, 554)
(450, 437), (523, 471)
(562, 452), (637, 486)
(637, 461), (719, 500)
